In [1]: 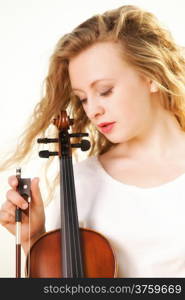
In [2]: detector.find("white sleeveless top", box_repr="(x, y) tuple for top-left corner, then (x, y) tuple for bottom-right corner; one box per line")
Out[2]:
(45, 155), (185, 277)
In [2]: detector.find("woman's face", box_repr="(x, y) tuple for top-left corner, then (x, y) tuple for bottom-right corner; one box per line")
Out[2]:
(69, 41), (159, 144)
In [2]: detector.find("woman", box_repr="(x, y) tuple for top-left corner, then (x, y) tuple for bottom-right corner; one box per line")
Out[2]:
(1, 5), (185, 277)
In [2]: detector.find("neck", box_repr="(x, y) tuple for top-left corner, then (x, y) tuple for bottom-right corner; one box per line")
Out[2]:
(111, 108), (185, 162)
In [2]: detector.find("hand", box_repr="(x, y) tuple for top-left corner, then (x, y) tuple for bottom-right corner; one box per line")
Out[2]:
(0, 176), (46, 253)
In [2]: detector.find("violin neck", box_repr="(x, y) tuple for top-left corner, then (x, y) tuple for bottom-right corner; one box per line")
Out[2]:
(60, 156), (84, 278)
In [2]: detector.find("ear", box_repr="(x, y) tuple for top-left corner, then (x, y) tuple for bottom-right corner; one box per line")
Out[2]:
(150, 80), (159, 93)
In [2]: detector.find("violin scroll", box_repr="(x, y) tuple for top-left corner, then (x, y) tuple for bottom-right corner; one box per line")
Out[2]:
(53, 110), (74, 130)
(37, 110), (90, 158)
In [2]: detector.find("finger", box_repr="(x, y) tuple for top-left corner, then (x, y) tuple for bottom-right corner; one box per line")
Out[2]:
(6, 189), (28, 210)
(0, 210), (15, 226)
(8, 176), (18, 189)
(1, 200), (16, 217)
(30, 177), (43, 208)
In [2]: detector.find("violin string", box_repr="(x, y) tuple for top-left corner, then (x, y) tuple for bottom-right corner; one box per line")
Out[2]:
(64, 157), (76, 277)
(64, 156), (82, 277)
(63, 158), (70, 277)
(66, 157), (79, 277)
(64, 158), (72, 277)
(62, 158), (73, 277)
(60, 158), (68, 277)
(71, 156), (83, 277)
(68, 157), (79, 277)
(67, 157), (84, 277)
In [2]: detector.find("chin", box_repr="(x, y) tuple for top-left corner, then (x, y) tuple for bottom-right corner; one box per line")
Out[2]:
(106, 133), (132, 144)
(105, 135), (125, 144)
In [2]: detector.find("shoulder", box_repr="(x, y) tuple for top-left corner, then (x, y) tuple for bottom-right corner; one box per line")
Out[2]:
(73, 155), (99, 178)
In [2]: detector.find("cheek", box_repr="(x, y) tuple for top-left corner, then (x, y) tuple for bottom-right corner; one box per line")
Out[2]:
(115, 82), (151, 121)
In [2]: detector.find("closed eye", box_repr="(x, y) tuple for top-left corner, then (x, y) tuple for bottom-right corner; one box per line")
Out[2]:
(77, 88), (113, 104)
(101, 88), (113, 97)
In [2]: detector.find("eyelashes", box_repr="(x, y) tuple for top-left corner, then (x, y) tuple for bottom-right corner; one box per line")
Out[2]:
(100, 88), (113, 97)
(77, 88), (113, 104)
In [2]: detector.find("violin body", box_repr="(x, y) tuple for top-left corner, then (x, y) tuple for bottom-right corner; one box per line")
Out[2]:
(26, 228), (117, 277)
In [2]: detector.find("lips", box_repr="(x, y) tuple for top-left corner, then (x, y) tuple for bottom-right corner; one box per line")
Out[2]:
(97, 122), (116, 133)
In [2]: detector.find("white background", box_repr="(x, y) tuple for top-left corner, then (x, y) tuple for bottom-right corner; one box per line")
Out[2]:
(0, 0), (185, 277)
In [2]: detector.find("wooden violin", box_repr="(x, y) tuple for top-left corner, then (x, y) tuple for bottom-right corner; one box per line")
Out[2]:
(25, 110), (117, 278)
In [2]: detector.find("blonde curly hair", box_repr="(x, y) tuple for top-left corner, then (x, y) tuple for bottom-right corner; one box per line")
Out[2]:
(1, 5), (185, 199)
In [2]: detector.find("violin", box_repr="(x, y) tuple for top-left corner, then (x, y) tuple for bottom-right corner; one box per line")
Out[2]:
(24, 110), (117, 278)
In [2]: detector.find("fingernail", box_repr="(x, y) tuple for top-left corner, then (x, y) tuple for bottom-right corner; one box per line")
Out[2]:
(22, 203), (28, 209)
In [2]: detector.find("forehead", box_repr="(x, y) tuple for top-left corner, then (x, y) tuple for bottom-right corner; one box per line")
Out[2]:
(68, 42), (129, 87)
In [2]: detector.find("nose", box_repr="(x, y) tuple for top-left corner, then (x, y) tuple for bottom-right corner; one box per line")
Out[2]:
(87, 100), (105, 120)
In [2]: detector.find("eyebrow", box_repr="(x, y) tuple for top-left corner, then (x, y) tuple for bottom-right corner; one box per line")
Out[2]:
(72, 78), (114, 92)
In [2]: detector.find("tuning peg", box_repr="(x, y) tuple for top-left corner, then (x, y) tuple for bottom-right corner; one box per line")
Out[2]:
(39, 151), (59, 158)
(80, 139), (90, 151)
(71, 139), (90, 151)
(37, 138), (58, 144)
(69, 133), (89, 138)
